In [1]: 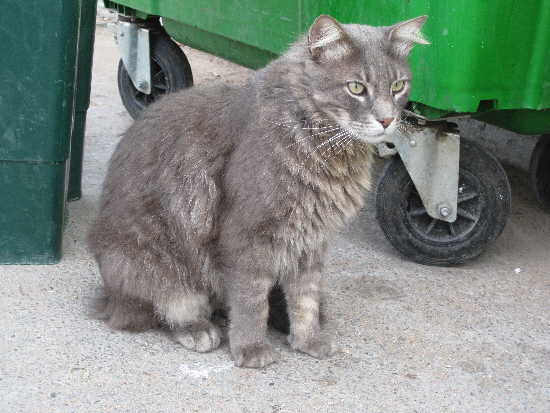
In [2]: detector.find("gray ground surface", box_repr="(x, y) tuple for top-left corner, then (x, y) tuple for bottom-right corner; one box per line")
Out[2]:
(1, 20), (549, 413)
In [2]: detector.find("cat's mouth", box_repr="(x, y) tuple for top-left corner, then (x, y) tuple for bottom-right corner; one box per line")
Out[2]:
(343, 120), (397, 145)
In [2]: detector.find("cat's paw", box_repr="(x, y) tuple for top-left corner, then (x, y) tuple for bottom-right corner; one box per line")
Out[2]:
(174, 322), (222, 353)
(232, 343), (278, 368)
(289, 335), (336, 359)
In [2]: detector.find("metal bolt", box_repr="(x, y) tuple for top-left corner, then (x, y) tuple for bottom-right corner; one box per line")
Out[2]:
(439, 206), (450, 217)
(409, 139), (417, 147)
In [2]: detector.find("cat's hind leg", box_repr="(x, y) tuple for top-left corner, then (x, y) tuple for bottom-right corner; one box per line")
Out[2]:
(92, 290), (158, 331)
(91, 251), (158, 331)
(156, 292), (222, 353)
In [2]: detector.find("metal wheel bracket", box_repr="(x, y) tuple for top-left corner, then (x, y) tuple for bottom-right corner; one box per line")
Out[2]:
(116, 21), (151, 94)
(388, 123), (460, 223)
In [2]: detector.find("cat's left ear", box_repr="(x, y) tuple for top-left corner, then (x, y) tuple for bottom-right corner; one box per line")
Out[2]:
(308, 15), (353, 62)
(388, 15), (429, 58)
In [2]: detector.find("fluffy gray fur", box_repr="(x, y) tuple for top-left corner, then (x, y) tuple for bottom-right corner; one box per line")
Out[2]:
(89, 15), (427, 368)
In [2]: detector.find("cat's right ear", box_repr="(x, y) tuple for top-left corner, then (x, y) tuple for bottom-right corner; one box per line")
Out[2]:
(387, 15), (429, 58)
(308, 15), (353, 62)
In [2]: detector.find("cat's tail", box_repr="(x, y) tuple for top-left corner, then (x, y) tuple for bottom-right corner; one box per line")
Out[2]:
(89, 288), (159, 331)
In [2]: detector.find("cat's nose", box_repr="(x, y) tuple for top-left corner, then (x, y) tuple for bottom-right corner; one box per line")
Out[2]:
(378, 118), (394, 129)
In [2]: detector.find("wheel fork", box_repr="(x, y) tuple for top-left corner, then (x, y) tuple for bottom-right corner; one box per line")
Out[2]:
(116, 20), (151, 94)
(378, 120), (461, 223)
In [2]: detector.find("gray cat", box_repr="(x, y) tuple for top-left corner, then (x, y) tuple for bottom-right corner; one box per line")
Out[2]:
(89, 15), (428, 368)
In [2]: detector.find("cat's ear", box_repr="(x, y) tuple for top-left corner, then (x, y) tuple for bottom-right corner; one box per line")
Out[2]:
(308, 15), (353, 62)
(387, 15), (429, 58)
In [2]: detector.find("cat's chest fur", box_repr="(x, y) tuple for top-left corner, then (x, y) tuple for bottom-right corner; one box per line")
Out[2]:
(263, 146), (373, 276)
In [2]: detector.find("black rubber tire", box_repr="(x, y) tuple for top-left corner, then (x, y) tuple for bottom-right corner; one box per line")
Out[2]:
(529, 135), (550, 212)
(117, 34), (193, 119)
(376, 138), (511, 266)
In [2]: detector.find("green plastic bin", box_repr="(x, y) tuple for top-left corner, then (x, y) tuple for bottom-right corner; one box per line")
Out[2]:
(105, 0), (550, 134)
(0, 0), (97, 264)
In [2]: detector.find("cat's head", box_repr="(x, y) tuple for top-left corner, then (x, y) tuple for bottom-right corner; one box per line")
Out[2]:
(304, 15), (428, 144)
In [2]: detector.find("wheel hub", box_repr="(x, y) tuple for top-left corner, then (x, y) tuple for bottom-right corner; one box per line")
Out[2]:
(405, 171), (484, 243)
(133, 57), (168, 108)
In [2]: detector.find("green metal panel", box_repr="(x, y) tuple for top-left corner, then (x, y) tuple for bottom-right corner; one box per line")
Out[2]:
(0, 0), (97, 263)
(0, 1), (80, 162)
(473, 109), (550, 135)
(163, 19), (276, 69)
(105, 0), (302, 54)
(106, 0), (550, 132)
(0, 162), (67, 264)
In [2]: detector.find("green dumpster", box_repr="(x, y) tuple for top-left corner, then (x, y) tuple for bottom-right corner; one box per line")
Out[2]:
(0, 0), (97, 264)
(102, 0), (548, 265)
(104, 0), (550, 134)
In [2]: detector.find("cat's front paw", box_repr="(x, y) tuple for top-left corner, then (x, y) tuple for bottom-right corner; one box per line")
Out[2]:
(232, 343), (278, 368)
(289, 335), (336, 359)
(174, 321), (222, 353)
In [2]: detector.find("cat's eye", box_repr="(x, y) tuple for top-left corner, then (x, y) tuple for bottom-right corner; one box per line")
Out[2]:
(391, 80), (406, 93)
(347, 81), (366, 96)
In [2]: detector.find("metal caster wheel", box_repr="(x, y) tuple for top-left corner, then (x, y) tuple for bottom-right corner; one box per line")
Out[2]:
(118, 33), (193, 119)
(376, 138), (511, 265)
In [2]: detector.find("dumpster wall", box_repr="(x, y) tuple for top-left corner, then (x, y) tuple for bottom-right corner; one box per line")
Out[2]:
(106, 0), (550, 115)
(0, 1), (97, 263)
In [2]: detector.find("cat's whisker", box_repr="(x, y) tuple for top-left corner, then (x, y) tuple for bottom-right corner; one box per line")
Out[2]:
(284, 136), (314, 150)
(331, 135), (354, 158)
(300, 125), (335, 130)
(267, 119), (340, 146)
(304, 130), (350, 163)
(329, 129), (357, 152)
(282, 126), (342, 150)
(283, 132), (326, 149)
(308, 126), (342, 139)
(319, 132), (353, 159)
(267, 119), (300, 129)
(268, 116), (332, 128)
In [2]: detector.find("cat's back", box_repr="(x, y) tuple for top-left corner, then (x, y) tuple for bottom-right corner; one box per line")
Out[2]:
(137, 81), (251, 147)
(104, 81), (252, 191)
(91, 81), (252, 252)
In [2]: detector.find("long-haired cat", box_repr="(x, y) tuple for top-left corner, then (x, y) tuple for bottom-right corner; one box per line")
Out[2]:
(89, 15), (428, 368)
